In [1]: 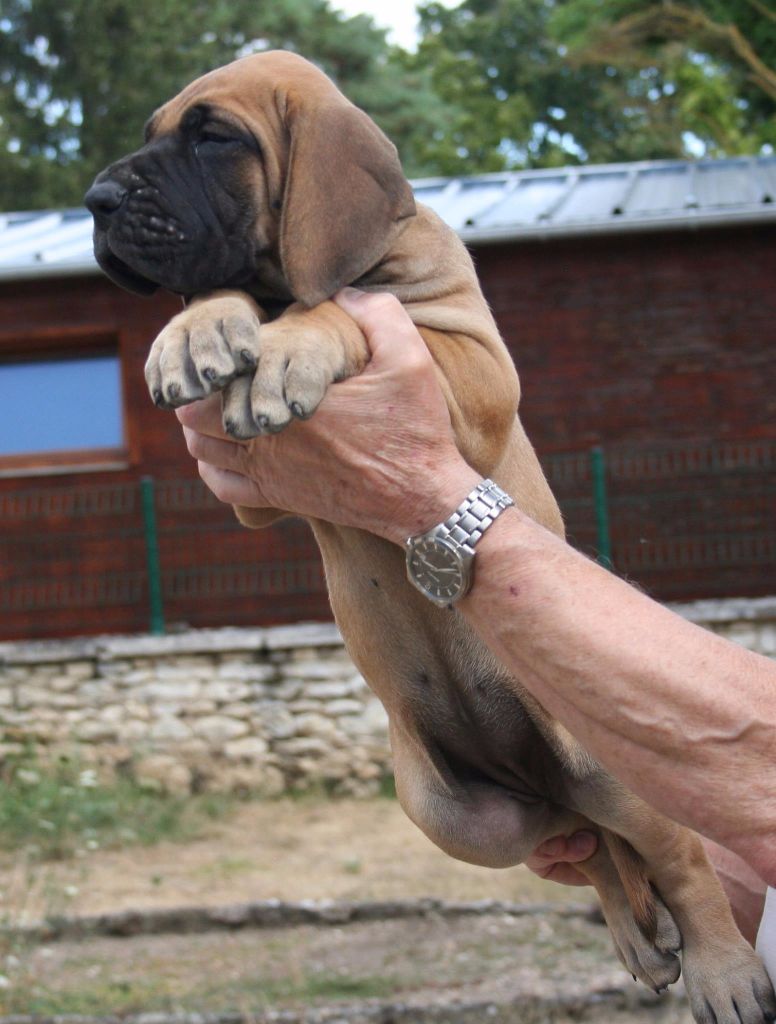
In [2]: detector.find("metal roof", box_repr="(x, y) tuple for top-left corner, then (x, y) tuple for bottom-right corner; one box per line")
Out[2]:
(1, 155), (774, 282)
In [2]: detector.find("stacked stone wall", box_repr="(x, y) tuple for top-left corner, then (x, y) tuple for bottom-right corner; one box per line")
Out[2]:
(0, 598), (773, 795)
(0, 624), (388, 795)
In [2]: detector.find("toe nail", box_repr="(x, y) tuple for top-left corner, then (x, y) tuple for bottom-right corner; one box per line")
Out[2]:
(153, 389), (165, 407)
(203, 367), (217, 383)
(224, 418), (237, 436)
(167, 382), (181, 400)
(240, 349), (256, 367)
(290, 402), (304, 419)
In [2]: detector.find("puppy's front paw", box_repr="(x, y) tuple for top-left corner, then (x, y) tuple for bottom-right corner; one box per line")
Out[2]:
(145, 293), (262, 409)
(219, 323), (345, 439)
(217, 315), (354, 436)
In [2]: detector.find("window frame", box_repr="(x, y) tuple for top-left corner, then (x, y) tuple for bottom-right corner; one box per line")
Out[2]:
(0, 326), (131, 478)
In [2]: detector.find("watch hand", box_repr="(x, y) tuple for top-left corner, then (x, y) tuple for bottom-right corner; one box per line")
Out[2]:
(415, 554), (457, 575)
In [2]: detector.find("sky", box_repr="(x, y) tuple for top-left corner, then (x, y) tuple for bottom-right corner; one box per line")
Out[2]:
(329, 0), (455, 50)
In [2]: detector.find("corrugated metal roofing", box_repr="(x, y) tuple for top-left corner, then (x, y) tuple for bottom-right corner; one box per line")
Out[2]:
(1, 155), (774, 281)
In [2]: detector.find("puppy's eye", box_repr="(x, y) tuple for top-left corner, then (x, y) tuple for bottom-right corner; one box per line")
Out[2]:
(195, 130), (242, 152)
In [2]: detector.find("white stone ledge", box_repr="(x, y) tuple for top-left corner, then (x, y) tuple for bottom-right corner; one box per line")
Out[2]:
(668, 596), (776, 624)
(0, 621), (342, 665)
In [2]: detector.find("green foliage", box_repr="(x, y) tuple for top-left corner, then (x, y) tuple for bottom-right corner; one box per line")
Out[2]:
(0, 753), (229, 860)
(0, 0), (440, 208)
(11, 967), (394, 1017)
(551, 0), (776, 156)
(408, 0), (774, 172)
(407, 0), (702, 175)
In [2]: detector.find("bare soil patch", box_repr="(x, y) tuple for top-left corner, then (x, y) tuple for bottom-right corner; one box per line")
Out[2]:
(2, 796), (570, 924)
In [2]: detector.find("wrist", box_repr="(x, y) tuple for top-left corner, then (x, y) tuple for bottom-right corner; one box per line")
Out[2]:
(386, 463), (483, 546)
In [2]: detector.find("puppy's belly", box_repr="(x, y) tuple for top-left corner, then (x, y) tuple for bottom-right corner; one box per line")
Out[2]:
(386, 663), (577, 868)
(391, 720), (572, 868)
(313, 522), (583, 866)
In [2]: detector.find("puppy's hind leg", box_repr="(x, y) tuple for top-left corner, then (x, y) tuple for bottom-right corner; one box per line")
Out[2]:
(575, 829), (682, 992)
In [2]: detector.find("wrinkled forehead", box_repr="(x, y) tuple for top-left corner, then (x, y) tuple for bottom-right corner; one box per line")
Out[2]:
(144, 51), (339, 141)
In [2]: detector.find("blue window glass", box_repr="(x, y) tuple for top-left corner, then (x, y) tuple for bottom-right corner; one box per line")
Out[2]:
(0, 352), (123, 456)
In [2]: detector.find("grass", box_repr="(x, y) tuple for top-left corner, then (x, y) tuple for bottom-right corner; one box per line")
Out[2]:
(0, 753), (397, 863)
(0, 753), (231, 862)
(8, 967), (395, 1016)
(12, 978), (171, 1017)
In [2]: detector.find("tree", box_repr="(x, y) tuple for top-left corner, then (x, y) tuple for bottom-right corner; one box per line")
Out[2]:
(551, 0), (776, 156)
(406, 0), (775, 175)
(3, 0), (773, 211)
(406, 0), (700, 176)
(0, 0), (441, 210)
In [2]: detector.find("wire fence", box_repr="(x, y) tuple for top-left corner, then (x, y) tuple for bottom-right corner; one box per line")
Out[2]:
(1, 436), (774, 639)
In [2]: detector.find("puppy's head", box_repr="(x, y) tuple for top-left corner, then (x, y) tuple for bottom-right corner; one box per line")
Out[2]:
(85, 51), (416, 305)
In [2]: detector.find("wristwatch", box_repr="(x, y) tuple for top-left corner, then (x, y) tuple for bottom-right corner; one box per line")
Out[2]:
(405, 478), (514, 607)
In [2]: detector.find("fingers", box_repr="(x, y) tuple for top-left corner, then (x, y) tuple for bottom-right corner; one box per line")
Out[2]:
(526, 830), (598, 886)
(527, 861), (592, 886)
(197, 462), (265, 507)
(333, 287), (432, 370)
(181, 425), (250, 476)
(175, 394), (231, 438)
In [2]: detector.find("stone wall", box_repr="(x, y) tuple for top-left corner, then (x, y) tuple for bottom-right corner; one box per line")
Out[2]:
(0, 623), (389, 796)
(669, 596), (776, 656)
(0, 597), (773, 795)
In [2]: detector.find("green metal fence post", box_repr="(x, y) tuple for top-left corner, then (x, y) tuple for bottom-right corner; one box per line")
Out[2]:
(140, 476), (165, 635)
(590, 446), (613, 570)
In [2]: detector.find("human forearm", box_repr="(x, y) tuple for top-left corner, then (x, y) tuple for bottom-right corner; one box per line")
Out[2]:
(456, 505), (776, 882)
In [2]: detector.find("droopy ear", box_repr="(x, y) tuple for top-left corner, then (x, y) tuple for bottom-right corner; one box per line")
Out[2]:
(279, 96), (416, 307)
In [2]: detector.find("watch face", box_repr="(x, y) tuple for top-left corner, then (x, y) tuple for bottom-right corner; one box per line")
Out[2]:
(407, 537), (467, 605)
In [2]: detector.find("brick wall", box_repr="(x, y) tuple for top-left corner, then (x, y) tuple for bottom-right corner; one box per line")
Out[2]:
(474, 225), (776, 450)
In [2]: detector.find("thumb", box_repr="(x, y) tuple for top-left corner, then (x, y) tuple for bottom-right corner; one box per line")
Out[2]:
(333, 287), (430, 370)
(535, 830), (598, 863)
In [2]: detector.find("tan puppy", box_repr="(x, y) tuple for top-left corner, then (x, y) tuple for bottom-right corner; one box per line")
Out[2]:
(85, 52), (774, 1024)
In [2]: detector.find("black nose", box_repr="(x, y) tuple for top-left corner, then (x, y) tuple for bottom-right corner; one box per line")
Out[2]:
(84, 179), (127, 220)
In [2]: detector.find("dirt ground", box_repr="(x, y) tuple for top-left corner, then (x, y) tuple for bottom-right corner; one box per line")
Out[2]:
(2, 796), (573, 924)
(1, 797), (695, 1022)
(11, 907), (679, 1019)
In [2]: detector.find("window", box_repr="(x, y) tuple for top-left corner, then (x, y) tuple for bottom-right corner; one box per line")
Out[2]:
(0, 345), (126, 475)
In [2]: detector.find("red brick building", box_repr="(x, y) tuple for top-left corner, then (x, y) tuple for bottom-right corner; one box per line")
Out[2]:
(1, 156), (774, 639)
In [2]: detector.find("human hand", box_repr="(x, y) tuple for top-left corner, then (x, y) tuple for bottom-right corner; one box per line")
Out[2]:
(525, 830), (598, 886)
(176, 288), (480, 543)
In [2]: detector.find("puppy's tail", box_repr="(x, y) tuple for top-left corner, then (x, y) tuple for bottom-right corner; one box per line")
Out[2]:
(603, 830), (658, 941)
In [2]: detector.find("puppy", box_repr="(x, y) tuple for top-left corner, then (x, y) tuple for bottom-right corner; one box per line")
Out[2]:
(85, 51), (775, 1024)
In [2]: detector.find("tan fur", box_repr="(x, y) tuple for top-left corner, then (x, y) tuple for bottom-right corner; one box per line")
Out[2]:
(140, 52), (773, 1024)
